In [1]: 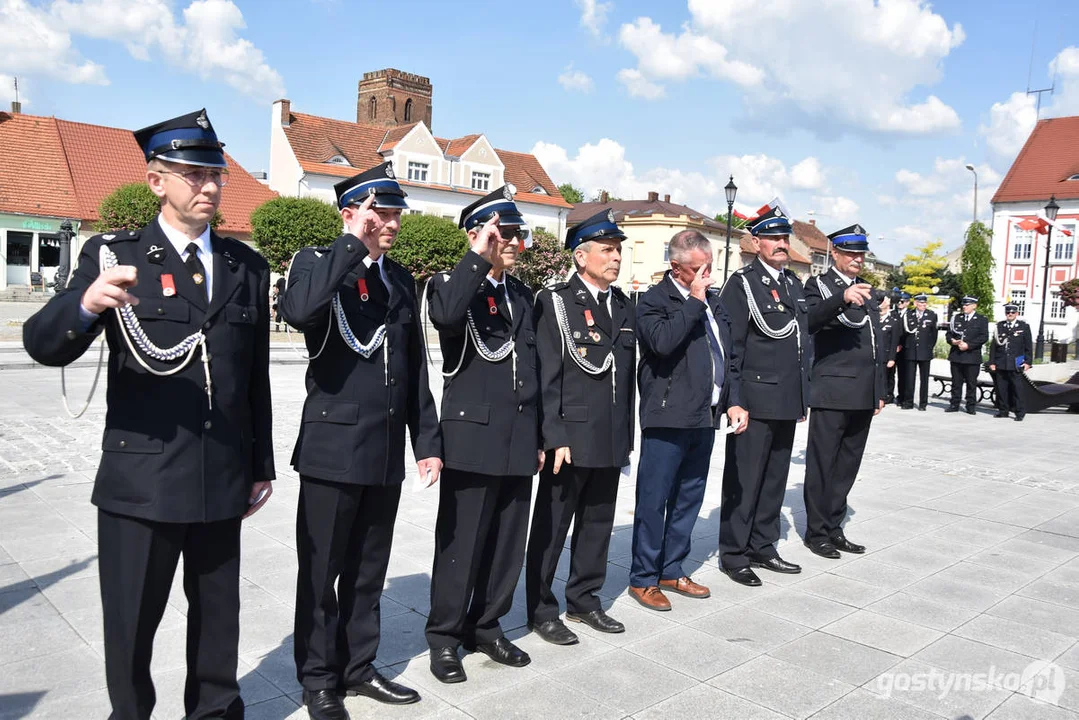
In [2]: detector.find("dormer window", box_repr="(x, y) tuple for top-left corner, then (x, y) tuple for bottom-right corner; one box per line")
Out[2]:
(327, 155), (350, 166)
(1069, 174), (1079, 181)
(531, 185), (546, 194)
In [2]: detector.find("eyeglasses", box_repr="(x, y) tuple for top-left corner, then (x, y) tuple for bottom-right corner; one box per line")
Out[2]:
(499, 226), (530, 242)
(157, 168), (229, 187)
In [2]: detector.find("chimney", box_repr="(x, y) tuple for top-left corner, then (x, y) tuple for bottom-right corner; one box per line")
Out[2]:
(663, 194), (670, 202)
(600, 190), (609, 203)
(808, 219), (815, 225)
(647, 191), (658, 202)
(10, 101), (20, 114)
(278, 99), (291, 127)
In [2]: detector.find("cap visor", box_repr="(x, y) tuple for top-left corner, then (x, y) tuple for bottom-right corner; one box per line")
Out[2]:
(498, 213), (526, 226)
(155, 149), (227, 168)
(370, 195), (409, 210)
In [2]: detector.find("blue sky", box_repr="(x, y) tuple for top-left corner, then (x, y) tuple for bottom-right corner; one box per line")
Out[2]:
(2, 0), (1077, 262)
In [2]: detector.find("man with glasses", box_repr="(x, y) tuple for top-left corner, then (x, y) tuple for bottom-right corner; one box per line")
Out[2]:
(900, 294), (938, 411)
(280, 162), (443, 718)
(718, 202), (811, 587)
(945, 296), (989, 415)
(425, 186), (543, 683)
(23, 109), (274, 720)
(990, 301), (1032, 421)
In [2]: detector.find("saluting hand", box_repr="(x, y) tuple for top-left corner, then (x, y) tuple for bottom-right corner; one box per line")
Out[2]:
(842, 283), (873, 307)
(82, 265), (139, 314)
(348, 194), (387, 256)
(469, 212), (502, 262)
(689, 263), (714, 302)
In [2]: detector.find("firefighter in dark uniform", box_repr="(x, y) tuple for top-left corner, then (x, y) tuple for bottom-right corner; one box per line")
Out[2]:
(900, 293), (938, 410)
(525, 209), (634, 645)
(884, 291), (909, 403)
(990, 302), (1033, 421)
(23, 110), (274, 720)
(280, 163), (442, 719)
(802, 225), (882, 559)
(718, 202), (811, 587)
(945, 295), (989, 415)
(425, 186), (543, 683)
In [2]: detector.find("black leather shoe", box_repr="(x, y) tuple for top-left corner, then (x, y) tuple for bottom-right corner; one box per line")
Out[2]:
(806, 540), (841, 559)
(966, 408), (976, 415)
(721, 566), (762, 586)
(750, 556), (802, 574)
(303, 689), (349, 720)
(917, 405), (927, 411)
(429, 647), (466, 684)
(468, 637), (531, 667)
(344, 671), (419, 705)
(900, 404), (913, 410)
(830, 534), (866, 554)
(1014, 414), (1025, 421)
(994, 411), (1010, 418)
(531, 618), (579, 645)
(565, 609), (625, 633)
(944, 406), (959, 413)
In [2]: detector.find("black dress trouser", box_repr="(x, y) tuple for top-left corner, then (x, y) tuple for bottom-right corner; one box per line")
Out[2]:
(294, 477), (402, 691)
(426, 468), (532, 649)
(803, 408), (874, 544)
(525, 462), (619, 624)
(950, 363), (980, 410)
(994, 370), (1026, 415)
(901, 360), (931, 408)
(98, 509), (243, 720)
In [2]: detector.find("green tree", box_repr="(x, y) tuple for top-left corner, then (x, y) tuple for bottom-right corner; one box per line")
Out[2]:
(959, 220), (996, 321)
(251, 196), (341, 273)
(900, 240), (948, 296)
(937, 268), (962, 313)
(388, 214), (469, 283)
(513, 229), (573, 291)
(96, 182), (222, 233)
(860, 267), (884, 289)
(884, 266), (907, 294)
(590, 189), (623, 202)
(558, 183), (584, 205)
(714, 212), (747, 229)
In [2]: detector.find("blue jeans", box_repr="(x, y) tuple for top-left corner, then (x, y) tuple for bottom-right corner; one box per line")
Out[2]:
(630, 427), (713, 587)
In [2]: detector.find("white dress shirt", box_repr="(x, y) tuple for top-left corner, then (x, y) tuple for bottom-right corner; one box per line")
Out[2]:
(158, 214), (214, 300)
(487, 275), (511, 319)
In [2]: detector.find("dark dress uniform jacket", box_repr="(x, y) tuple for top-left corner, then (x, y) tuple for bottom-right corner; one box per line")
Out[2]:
(428, 250), (539, 477)
(280, 233), (441, 484)
(803, 269), (885, 410)
(718, 258), (810, 421)
(946, 312), (989, 365)
(22, 223), (275, 523)
(990, 319), (1034, 370)
(901, 309), (938, 361)
(636, 272), (738, 430)
(883, 308), (902, 363)
(535, 275), (635, 468)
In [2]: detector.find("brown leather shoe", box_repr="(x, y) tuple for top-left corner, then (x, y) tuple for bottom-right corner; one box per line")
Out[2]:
(659, 576), (711, 598)
(628, 585), (671, 611)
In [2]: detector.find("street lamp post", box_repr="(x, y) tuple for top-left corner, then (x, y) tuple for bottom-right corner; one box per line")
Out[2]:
(723, 175), (737, 281)
(965, 164), (978, 225)
(1035, 195), (1059, 361)
(52, 219), (74, 291)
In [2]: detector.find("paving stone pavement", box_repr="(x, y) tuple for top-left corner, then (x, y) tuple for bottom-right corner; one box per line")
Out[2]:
(1, 358), (1079, 719)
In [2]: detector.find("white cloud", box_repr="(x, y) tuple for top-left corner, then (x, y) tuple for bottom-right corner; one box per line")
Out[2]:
(0, 0), (108, 87)
(810, 195), (860, 219)
(711, 154), (829, 207)
(790, 157), (826, 191)
(616, 0), (964, 137)
(978, 92), (1037, 159)
(616, 68), (665, 100)
(1048, 46), (1079, 117)
(576, 0), (613, 39)
(558, 66), (594, 93)
(0, 74), (24, 105)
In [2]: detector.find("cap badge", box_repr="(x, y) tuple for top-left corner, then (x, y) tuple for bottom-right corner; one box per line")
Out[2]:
(196, 111), (209, 129)
(502, 185), (514, 201)
(385, 164), (395, 179)
(103, 234), (116, 241)
(607, 209), (615, 223)
(761, 276), (770, 286)
(774, 207), (784, 218)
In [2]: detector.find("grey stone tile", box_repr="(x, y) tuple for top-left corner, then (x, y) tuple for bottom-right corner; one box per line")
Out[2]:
(1059, 643), (1079, 671)
(829, 557), (933, 591)
(821, 610), (942, 657)
(954, 614), (1075, 660)
(1036, 509), (1079, 539)
(986, 693), (1079, 720)
(565, 596), (680, 648)
(904, 573), (1009, 612)
(0, 586), (60, 627)
(0, 527), (95, 563)
(459, 675), (621, 720)
(241, 640), (303, 697)
(0, 646), (106, 712)
(966, 547), (1063, 578)
(0, 688), (113, 720)
(922, 517), (1027, 549)
(866, 658), (1011, 719)
(0, 615), (83, 666)
(1018, 578), (1079, 610)
(153, 657), (284, 719)
(1014, 530), (1079, 557)
(808, 687), (945, 720)
(792, 572), (893, 607)
(624, 624), (758, 680)
(987, 596), (1079, 639)
(372, 610), (430, 668)
(750, 588), (858, 629)
(546, 649), (696, 715)
(710, 654), (855, 719)
(977, 501), (1073, 529)
(1030, 665), (1079, 714)
(690, 606), (809, 656)
(391, 650), (542, 707)
(996, 536), (1079, 564)
(913, 636), (1037, 685)
(933, 561), (1035, 595)
(237, 604), (295, 657)
(768, 631), (902, 686)
(632, 684), (787, 720)
(511, 624), (617, 671)
(244, 696), (304, 720)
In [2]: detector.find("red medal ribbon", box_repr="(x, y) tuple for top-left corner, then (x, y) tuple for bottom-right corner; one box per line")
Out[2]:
(357, 278), (370, 302)
(487, 296), (499, 315)
(161, 273), (176, 297)
(584, 309), (595, 327)
(771, 288), (781, 303)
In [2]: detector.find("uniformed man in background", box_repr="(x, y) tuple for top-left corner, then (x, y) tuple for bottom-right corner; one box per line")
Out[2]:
(802, 225), (882, 559)
(425, 186), (543, 683)
(945, 295), (989, 415)
(717, 201), (810, 587)
(900, 293), (938, 411)
(884, 291), (909, 404)
(281, 162), (442, 719)
(23, 110), (274, 720)
(526, 209), (634, 644)
(990, 301), (1033, 420)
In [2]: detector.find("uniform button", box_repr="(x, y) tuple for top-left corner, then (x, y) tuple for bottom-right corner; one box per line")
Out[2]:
(157, 307), (165, 315)
(388, 347), (394, 355)
(346, 243), (355, 252)
(518, 380), (524, 387)
(459, 410), (465, 416)
(390, 378), (397, 385)
(203, 321), (212, 330)
(203, 420), (212, 430)
(517, 404), (523, 413)
(756, 375), (761, 380)
(241, 311), (248, 320)
(66, 330), (77, 340)
(388, 408), (395, 416)
(471, 264), (478, 271)
(321, 410), (328, 417)
(118, 440), (126, 448)
(204, 353), (212, 361)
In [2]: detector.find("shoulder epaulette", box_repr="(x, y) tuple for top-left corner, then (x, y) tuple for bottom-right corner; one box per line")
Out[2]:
(96, 228), (140, 244)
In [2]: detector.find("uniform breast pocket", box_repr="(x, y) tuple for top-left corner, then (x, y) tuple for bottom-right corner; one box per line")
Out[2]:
(133, 299), (191, 324)
(747, 371), (779, 384)
(524, 333), (537, 367)
(226, 304), (258, 326)
(301, 400), (360, 474)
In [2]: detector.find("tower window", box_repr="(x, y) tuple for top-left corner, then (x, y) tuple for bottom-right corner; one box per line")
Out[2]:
(404, 99), (413, 122)
(368, 96), (376, 121)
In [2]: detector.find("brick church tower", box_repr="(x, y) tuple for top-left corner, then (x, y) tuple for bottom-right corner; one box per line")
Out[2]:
(356, 69), (433, 130)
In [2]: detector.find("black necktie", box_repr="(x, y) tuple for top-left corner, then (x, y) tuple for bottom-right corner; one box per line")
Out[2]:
(704, 314), (726, 400)
(493, 284), (511, 321)
(184, 242), (208, 299)
(365, 262), (388, 305)
(595, 290), (612, 336)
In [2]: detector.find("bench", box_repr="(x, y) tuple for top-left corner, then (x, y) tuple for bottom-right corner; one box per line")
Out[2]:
(930, 373), (996, 404)
(1018, 371), (1079, 413)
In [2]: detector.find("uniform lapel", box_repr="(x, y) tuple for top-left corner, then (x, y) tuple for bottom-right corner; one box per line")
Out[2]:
(610, 288), (627, 340)
(204, 234), (242, 321)
(146, 221), (208, 312)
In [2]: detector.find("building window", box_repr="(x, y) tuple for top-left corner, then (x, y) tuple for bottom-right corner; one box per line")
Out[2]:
(404, 99), (413, 122)
(532, 185), (547, 194)
(1050, 291), (1066, 320)
(368, 96), (376, 121)
(663, 242), (670, 262)
(407, 161), (429, 182)
(1009, 289), (1027, 315)
(327, 155), (349, 166)
(535, 226), (546, 234)
(1054, 224), (1075, 261)
(408, 209), (423, 215)
(471, 171), (490, 191)
(1012, 227), (1033, 261)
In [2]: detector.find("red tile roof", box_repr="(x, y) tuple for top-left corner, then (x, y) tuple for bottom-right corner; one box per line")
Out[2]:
(792, 219), (829, 252)
(284, 111), (570, 208)
(0, 112), (275, 236)
(570, 199), (728, 230)
(993, 116), (1079, 204)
